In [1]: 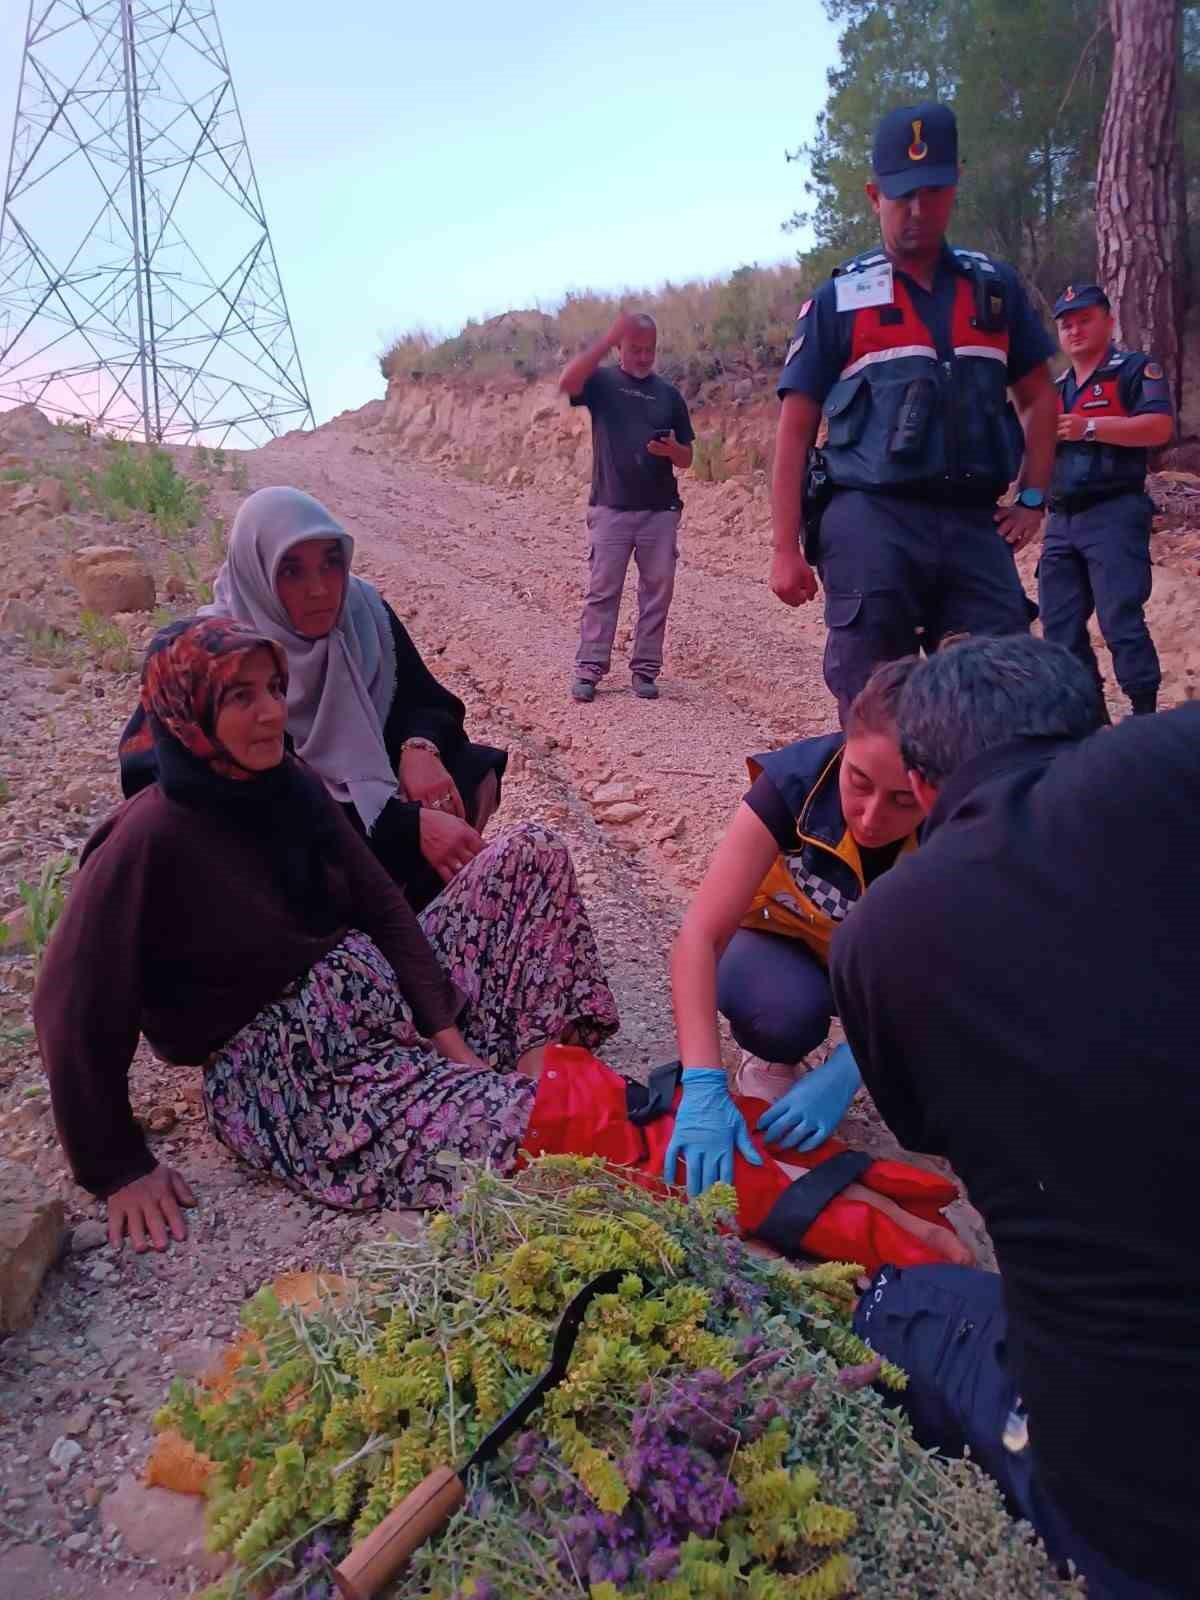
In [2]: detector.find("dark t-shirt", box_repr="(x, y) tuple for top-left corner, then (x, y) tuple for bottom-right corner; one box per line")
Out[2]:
(570, 364), (695, 511)
(829, 710), (1200, 1590)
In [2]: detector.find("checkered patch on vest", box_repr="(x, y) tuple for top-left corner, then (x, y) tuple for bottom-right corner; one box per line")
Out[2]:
(783, 857), (855, 922)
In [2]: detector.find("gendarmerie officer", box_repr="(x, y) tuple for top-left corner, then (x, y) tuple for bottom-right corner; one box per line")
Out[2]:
(769, 101), (1057, 719)
(1039, 283), (1173, 718)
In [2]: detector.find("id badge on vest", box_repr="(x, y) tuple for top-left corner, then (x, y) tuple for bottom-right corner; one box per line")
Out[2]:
(835, 262), (894, 313)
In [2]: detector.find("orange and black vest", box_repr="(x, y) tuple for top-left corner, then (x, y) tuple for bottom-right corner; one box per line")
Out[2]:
(741, 732), (917, 964)
(821, 246), (1020, 496)
(1052, 347), (1152, 504)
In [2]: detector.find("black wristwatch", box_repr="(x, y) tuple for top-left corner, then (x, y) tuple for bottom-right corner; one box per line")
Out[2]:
(1016, 488), (1046, 511)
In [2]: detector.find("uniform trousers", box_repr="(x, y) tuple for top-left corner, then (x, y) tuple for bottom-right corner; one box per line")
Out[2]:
(1038, 492), (1160, 705)
(853, 1264), (1192, 1600)
(716, 928), (833, 1063)
(816, 490), (1035, 718)
(575, 505), (680, 683)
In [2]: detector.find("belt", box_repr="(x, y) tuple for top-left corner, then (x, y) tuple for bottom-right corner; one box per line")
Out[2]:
(830, 479), (1004, 509)
(1049, 486), (1144, 514)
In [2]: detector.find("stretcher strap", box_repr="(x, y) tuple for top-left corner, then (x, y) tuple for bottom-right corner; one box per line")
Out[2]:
(626, 1060), (682, 1126)
(755, 1151), (872, 1255)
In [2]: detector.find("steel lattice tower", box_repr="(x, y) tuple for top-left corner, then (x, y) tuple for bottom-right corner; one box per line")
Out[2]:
(0, 2), (314, 445)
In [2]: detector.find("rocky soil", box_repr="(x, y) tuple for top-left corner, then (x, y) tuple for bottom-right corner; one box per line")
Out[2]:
(2, 392), (1199, 1596)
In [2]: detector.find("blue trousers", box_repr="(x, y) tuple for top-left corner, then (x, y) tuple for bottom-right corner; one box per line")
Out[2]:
(853, 1264), (1192, 1599)
(717, 929), (833, 1062)
(816, 490), (1035, 719)
(1038, 493), (1160, 704)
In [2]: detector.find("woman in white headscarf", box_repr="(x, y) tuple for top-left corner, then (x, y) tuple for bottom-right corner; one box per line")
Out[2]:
(121, 486), (507, 910)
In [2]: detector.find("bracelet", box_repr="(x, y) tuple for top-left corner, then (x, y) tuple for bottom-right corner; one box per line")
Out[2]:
(401, 737), (441, 758)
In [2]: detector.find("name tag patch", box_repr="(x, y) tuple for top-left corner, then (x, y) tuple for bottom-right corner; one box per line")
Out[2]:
(835, 262), (894, 312)
(1081, 399), (1110, 410)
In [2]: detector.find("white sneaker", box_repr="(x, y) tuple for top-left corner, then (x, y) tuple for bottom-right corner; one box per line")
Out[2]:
(731, 1051), (805, 1104)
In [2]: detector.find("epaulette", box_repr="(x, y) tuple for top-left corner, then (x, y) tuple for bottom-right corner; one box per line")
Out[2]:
(1054, 368), (1069, 386)
(831, 249), (889, 278)
(951, 246), (999, 274)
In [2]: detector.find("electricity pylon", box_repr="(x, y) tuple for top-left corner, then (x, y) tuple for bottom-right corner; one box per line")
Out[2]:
(0, 2), (314, 445)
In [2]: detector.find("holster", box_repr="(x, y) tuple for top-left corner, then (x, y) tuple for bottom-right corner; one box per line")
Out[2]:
(801, 448), (833, 564)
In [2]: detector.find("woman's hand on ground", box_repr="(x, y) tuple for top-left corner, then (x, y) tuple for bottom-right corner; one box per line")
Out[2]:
(399, 747), (465, 817)
(107, 1166), (197, 1253)
(430, 1026), (489, 1072)
(418, 809), (484, 883)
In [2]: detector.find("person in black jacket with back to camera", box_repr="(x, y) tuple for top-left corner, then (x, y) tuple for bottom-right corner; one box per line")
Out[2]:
(831, 635), (1200, 1600)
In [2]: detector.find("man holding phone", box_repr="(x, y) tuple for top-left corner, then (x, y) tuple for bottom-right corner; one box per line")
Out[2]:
(559, 311), (695, 701)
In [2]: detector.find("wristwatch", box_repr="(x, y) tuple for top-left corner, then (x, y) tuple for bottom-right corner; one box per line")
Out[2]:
(1083, 420), (1098, 443)
(401, 736), (441, 758)
(1016, 487), (1045, 510)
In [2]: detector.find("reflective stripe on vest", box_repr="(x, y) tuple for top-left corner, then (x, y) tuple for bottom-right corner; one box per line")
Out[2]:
(822, 272), (1015, 492)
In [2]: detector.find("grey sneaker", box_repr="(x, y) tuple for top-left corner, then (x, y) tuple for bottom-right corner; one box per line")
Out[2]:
(632, 674), (659, 700)
(571, 678), (596, 703)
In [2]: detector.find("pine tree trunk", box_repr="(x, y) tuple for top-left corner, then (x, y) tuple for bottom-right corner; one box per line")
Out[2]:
(1095, 0), (1184, 405)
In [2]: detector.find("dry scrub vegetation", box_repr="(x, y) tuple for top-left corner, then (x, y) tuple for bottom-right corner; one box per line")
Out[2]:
(379, 264), (805, 390)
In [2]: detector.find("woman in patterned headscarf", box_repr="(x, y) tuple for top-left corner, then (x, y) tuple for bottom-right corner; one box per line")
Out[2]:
(39, 618), (618, 1255)
(120, 486), (507, 910)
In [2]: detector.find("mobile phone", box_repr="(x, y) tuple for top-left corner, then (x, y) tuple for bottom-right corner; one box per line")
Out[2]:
(651, 428), (672, 440)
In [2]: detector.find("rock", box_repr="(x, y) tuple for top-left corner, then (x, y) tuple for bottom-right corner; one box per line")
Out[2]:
(70, 1220), (108, 1254)
(163, 572), (190, 599)
(143, 1105), (177, 1136)
(101, 645), (132, 672)
(0, 842), (22, 865)
(597, 802), (645, 825)
(2, 905), (29, 947)
(49, 1434), (83, 1470)
(32, 476), (69, 515)
(660, 840), (679, 858)
(63, 1530), (91, 1552)
(655, 814), (686, 842)
(591, 779), (637, 807)
(62, 779), (92, 809)
(65, 1403), (95, 1436)
(50, 667), (80, 692)
(68, 545), (155, 615)
(101, 1473), (231, 1577)
(0, 1160), (65, 1332)
(0, 402), (54, 445)
(733, 377), (754, 401)
(0, 597), (50, 637)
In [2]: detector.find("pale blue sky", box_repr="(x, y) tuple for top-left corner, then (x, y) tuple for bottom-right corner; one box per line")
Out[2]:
(1, 1), (839, 425)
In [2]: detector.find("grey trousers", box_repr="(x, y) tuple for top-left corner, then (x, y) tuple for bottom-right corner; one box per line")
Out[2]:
(575, 506), (680, 682)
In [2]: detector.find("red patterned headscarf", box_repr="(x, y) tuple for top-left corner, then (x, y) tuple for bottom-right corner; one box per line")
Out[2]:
(139, 617), (288, 781)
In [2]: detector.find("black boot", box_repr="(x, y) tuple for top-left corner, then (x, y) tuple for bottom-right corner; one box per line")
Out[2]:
(1129, 691), (1158, 717)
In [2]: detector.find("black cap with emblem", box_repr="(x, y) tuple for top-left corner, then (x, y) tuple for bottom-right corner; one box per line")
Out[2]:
(1052, 283), (1111, 319)
(872, 101), (959, 197)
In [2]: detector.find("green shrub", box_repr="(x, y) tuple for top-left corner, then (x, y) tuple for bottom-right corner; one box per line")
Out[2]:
(0, 466), (30, 482)
(0, 853), (74, 969)
(693, 434), (729, 483)
(96, 443), (201, 537)
(79, 611), (134, 672)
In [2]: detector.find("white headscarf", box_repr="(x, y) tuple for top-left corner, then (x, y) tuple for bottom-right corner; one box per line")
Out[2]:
(201, 486), (399, 832)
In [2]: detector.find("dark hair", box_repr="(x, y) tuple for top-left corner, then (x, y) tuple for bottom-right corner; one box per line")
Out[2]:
(898, 635), (1104, 785)
(845, 656), (920, 738)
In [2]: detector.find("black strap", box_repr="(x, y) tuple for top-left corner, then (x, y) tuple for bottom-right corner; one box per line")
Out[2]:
(626, 1060), (682, 1126)
(754, 1152), (872, 1257)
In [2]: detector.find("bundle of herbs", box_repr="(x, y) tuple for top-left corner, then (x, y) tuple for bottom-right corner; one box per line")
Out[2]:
(155, 1157), (1076, 1600)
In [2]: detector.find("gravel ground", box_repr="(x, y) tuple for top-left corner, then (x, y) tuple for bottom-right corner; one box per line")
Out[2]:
(2, 402), (1198, 1594)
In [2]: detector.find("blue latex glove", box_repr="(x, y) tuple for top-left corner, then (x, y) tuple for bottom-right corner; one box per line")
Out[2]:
(663, 1068), (764, 1198)
(755, 1043), (862, 1153)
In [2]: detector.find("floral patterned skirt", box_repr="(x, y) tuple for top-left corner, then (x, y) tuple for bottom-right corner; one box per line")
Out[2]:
(203, 823), (619, 1211)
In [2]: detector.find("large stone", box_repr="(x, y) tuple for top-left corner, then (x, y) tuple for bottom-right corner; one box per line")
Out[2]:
(0, 402), (54, 445)
(100, 1473), (230, 1578)
(0, 1158), (65, 1333)
(591, 779), (637, 807)
(69, 545), (155, 615)
(597, 802), (645, 825)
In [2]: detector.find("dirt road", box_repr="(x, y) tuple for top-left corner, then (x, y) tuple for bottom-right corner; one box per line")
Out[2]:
(1, 402), (1192, 1595)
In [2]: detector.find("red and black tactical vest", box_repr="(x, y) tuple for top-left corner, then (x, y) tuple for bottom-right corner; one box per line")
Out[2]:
(821, 247), (1019, 496)
(1052, 347), (1150, 503)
